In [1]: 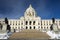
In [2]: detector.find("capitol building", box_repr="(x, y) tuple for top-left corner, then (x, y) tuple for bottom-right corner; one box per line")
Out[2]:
(0, 5), (60, 32)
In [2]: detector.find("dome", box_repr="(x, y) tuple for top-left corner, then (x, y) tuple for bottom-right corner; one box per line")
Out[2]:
(24, 4), (36, 17)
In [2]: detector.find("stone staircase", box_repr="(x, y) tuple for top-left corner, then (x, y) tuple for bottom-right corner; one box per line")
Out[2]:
(9, 29), (50, 39)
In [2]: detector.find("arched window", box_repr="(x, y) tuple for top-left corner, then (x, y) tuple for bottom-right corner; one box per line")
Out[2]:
(19, 21), (20, 25)
(38, 26), (40, 29)
(41, 21), (42, 25)
(38, 23), (40, 25)
(33, 21), (35, 25)
(29, 21), (32, 25)
(47, 27), (48, 29)
(16, 27), (17, 29)
(26, 26), (28, 29)
(30, 26), (32, 29)
(26, 21), (28, 25)
(10, 21), (12, 25)
(16, 21), (17, 25)
(34, 26), (35, 29)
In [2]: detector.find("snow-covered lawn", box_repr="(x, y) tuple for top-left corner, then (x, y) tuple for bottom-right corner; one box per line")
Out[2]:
(0, 32), (12, 39)
(0, 33), (9, 39)
(47, 31), (60, 39)
(41, 29), (60, 39)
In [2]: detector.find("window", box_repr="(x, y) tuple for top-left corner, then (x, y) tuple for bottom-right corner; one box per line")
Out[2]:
(10, 23), (11, 25)
(46, 21), (48, 25)
(30, 26), (32, 29)
(33, 21), (35, 25)
(38, 23), (40, 25)
(12, 27), (14, 29)
(38, 26), (40, 29)
(13, 23), (14, 25)
(16, 27), (17, 29)
(34, 26), (35, 29)
(44, 21), (45, 25)
(19, 23), (20, 25)
(10, 21), (12, 25)
(26, 26), (28, 29)
(41, 21), (42, 25)
(13, 21), (14, 25)
(19, 21), (20, 25)
(47, 27), (48, 29)
(21, 23), (23, 25)
(29, 21), (32, 25)
(26, 21), (28, 25)
(16, 23), (17, 25)
(16, 21), (17, 25)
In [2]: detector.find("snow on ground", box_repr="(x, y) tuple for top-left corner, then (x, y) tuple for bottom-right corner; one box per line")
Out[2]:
(0, 33), (9, 39)
(0, 32), (12, 39)
(42, 30), (60, 39)
(46, 31), (60, 39)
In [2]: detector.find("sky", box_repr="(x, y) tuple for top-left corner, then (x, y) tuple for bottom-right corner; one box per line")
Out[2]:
(0, 0), (60, 19)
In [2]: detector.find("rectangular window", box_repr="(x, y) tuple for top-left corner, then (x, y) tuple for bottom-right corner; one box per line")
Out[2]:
(10, 21), (12, 25)
(19, 21), (20, 25)
(44, 21), (45, 25)
(47, 21), (48, 25)
(16, 21), (17, 25)
(38, 23), (40, 25)
(41, 21), (42, 25)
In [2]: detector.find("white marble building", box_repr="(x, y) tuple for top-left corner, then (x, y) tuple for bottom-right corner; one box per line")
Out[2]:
(0, 5), (60, 32)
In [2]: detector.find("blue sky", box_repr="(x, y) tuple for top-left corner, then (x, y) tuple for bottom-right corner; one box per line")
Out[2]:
(0, 0), (60, 19)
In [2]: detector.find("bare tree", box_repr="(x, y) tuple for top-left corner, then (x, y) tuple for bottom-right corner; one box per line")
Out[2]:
(50, 18), (55, 30)
(5, 17), (11, 32)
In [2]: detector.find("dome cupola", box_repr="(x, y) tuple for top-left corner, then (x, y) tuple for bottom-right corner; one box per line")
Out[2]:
(24, 4), (36, 17)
